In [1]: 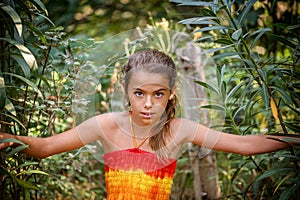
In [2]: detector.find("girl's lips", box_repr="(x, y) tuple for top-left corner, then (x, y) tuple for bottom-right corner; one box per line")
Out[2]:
(141, 112), (154, 119)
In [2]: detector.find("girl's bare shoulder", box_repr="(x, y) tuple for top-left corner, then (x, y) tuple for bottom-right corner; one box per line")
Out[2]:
(95, 112), (129, 130)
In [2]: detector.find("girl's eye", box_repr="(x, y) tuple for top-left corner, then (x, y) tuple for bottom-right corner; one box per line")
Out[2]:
(134, 91), (143, 97)
(155, 92), (164, 98)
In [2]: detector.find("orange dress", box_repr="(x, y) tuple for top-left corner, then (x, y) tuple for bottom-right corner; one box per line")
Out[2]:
(102, 112), (177, 199)
(103, 148), (177, 200)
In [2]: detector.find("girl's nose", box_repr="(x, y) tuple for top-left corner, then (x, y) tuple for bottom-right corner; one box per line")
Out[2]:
(144, 96), (153, 108)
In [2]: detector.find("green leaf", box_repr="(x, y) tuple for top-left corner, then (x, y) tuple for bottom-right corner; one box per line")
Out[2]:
(174, 1), (218, 8)
(0, 38), (38, 69)
(0, 76), (6, 110)
(225, 81), (247, 103)
(269, 34), (296, 49)
(211, 52), (245, 60)
(194, 80), (219, 94)
(3, 72), (43, 99)
(5, 98), (16, 116)
(18, 162), (40, 169)
(12, 176), (40, 190)
(27, 23), (47, 45)
(12, 56), (31, 78)
(213, 38), (233, 45)
(179, 17), (218, 25)
(5, 145), (29, 158)
(32, 0), (48, 16)
(231, 28), (242, 40)
(0, 138), (27, 146)
(238, 0), (256, 26)
(261, 82), (269, 109)
(202, 44), (234, 54)
(250, 28), (272, 49)
(17, 170), (48, 176)
(257, 68), (266, 82)
(194, 25), (232, 33)
(1, 112), (27, 130)
(201, 104), (225, 111)
(270, 86), (293, 105)
(0, 3), (22, 38)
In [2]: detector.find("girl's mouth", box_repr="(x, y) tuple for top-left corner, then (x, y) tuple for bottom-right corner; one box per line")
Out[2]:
(141, 112), (154, 119)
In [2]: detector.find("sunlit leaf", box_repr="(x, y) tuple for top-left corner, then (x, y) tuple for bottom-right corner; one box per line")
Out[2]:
(17, 170), (48, 176)
(0, 38), (38, 69)
(0, 76), (6, 110)
(5, 98), (16, 116)
(270, 97), (278, 120)
(32, 0), (48, 16)
(0, 3), (22, 38)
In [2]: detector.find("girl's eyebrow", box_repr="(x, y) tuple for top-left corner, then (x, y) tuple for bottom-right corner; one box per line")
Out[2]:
(133, 88), (168, 92)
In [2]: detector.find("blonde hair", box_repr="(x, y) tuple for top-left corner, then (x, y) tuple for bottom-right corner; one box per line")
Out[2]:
(121, 49), (177, 158)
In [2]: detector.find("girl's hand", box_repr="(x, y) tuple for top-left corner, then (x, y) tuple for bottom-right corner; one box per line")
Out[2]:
(0, 133), (16, 150)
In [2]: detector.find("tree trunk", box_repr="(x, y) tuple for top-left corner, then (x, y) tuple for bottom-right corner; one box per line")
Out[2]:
(177, 42), (221, 200)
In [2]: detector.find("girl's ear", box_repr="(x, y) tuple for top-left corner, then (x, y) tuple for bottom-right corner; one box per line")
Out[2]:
(169, 88), (176, 100)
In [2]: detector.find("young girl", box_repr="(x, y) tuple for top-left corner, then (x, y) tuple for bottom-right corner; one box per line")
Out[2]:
(0, 49), (299, 199)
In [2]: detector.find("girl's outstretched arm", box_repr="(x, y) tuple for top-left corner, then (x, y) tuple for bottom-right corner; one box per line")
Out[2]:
(0, 115), (104, 159)
(0, 128), (84, 159)
(178, 118), (299, 156)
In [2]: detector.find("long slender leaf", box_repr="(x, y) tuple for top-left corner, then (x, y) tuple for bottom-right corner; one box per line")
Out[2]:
(5, 145), (29, 158)
(1, 111), (27, 130)
(32, 0), (48, 16)
(270, 86), (293, 105)
(17, 170), (48, 176)
(261, 82), (269, 109)
(250, 28), (272, 49)
(0, 3), (22, 38)
(12, 56), (31, 78)
(194, 80), (219, 94)
(3, 72), (43, 99)
(269, 34), (296, 49)
(5, 98), (16, 116)
(0, 38), (38, 69)
(12, 176), (39, 190)
(179, 16), (218, 25)
(201, 104), (225, 111)
(238, 0), (256, 26)
(0, 77), (6, 110)
(225, 81), (247, 103)
(194, 25), (233, 33)
(175, 1), (218, 7)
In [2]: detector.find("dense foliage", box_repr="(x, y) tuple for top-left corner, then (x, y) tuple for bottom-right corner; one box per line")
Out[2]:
(0, 0), (299, 199)
(172, 0), (300, 199)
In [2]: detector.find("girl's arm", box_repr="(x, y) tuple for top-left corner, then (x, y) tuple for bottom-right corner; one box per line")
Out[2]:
(0, 129), (83, 159)
(179, 118), (299, 156)
(0, 115), (105, 159)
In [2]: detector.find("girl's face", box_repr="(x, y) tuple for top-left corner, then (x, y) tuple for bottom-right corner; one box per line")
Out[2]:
(128, 70), (174, 127)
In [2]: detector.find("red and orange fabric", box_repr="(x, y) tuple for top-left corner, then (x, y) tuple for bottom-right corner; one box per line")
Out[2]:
(103, 148), (177, 200)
